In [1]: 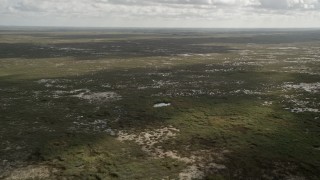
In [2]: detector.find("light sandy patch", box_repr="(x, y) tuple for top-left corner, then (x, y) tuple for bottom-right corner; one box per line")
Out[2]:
(153, 103), (171, 108)
(179, 162), (227, 180)
(70, 89), (90, 94)
(179, 54), (193, 57)
(36, 79), (57, 84)
(282, 95), (319, 113)
(272, 47), (299, 50)
(36, 79), (70, 89)
(153, 149), (195, 163)
(147, 72), (172, 77)
(52, 89), (90, 98)
(231, 89), (262, 95)
(117, 126), (179, 149)
(178, 150), (227, 180)
(117, 127), (228, 180)
(290, 108), (319, 113)
(101, 84), (111, 88)
(3, 165), (57, 180)
(179, 165), (204, 180)
(72, 92), (121, 103)
(262, 101), (273, 106)
(283, 82), (320, 93)
(205, 68), (237, 72)
(138, 80), (177, 90)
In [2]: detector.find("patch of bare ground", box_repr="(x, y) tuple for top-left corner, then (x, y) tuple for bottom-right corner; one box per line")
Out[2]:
(2, 164), (57, 180)
(283, 82), (320, 93)
(117, 126), (228, 180)
(72, 91), (121, 103)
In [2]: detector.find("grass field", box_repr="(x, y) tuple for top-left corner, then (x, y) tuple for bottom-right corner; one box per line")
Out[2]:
(0, 28), (320, 179)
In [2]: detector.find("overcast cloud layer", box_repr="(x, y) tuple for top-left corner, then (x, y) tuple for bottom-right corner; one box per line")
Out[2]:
(0, 0), (320, 28)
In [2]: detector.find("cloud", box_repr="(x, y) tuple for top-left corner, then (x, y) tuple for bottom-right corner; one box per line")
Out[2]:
(94, 0), (320, 9)
(259, 0), (320, 10)
(0, 0), (320, 27)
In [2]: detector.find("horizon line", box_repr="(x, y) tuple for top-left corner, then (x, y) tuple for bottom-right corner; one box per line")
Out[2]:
(1, 25), (320, 30)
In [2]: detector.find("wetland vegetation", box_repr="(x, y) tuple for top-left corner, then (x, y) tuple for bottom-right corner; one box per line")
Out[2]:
(0, 28), (319, 179)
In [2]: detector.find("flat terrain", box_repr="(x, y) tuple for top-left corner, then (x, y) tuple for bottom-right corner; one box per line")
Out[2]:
(0, 28), (320, 179)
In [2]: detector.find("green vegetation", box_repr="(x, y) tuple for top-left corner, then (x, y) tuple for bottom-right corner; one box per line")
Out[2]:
(0, 28), (319, 179)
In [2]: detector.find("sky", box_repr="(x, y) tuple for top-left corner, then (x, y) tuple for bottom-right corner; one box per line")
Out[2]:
(0, 0), (320, 28)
